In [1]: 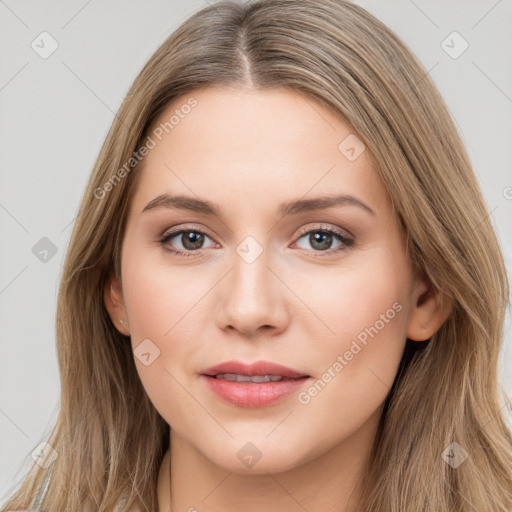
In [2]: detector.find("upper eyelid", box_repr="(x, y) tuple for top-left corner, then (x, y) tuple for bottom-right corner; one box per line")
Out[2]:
(161, 224), (217, 243)
(295, 223), (353, 238)
(162, 223), (350, 237)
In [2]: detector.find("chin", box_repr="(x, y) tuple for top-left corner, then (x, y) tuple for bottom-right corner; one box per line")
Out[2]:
(202, 438), (315, 475)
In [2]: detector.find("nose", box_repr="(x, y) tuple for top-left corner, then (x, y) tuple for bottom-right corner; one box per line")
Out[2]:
(215, 246), (290, 338)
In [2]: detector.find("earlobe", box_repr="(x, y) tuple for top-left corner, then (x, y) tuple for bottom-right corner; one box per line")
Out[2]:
(104, 273), (130, 336)
(406, 276), (453, 342)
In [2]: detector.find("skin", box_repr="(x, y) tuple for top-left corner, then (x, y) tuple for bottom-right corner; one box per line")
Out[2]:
(104, 86), (452, 512)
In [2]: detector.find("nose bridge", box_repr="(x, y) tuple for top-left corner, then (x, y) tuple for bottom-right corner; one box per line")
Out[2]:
(230, 239), (274, 306)
(217, 235), (287, 334)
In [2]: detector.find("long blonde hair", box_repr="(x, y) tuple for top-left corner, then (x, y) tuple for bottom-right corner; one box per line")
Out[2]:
(2, 1), (511, 510)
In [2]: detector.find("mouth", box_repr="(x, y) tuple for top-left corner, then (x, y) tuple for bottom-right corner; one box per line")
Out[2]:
(204, 373), (309, 383)
(201, 360), (310, 380)
(200, 360), (311, 407)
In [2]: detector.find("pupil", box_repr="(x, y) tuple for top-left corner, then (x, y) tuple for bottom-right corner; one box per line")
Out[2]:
(310, 232), (332, 251)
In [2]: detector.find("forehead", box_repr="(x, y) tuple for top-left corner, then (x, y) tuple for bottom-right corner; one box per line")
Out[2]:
(130, 86), (390, 219)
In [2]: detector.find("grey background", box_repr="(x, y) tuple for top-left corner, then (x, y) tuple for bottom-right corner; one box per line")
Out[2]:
(1, 0), (511, 501)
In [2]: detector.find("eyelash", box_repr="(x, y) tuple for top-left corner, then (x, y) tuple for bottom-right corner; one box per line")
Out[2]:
(158, 224), (354, 258)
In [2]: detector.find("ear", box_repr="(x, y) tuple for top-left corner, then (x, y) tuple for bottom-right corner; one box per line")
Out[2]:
(104, 272), (130, 336)
(406, 272), (453, 342)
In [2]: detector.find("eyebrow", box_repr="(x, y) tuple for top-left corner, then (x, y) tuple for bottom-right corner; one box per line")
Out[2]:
(140, 192), (376, 218)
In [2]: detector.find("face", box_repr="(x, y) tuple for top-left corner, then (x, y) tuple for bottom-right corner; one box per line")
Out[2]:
(105, 86), (445, 474)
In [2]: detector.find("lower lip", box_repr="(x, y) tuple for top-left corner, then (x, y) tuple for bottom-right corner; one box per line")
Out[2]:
(201, 375), (310, 408)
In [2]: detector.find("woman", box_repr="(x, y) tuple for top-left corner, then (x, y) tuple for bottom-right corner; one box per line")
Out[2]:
(2, 0), (511, 511)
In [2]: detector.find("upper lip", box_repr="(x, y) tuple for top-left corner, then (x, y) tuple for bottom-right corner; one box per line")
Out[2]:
(201, 360), (309, 379)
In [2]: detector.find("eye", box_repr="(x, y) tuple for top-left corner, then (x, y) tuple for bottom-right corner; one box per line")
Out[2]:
(159, 227), (216, 257)
(158, 224), (354, 257)
(293, 225), (354, 255)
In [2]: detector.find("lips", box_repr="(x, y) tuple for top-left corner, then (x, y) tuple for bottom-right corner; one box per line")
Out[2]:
(201, 360), (309, 380)
(200, 360), (311, 407)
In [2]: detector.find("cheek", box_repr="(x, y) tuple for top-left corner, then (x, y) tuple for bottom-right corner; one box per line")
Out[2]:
(119, 241), (209, 405)
(121, 261), (208, 424)
(288, 277), (407, 459)
(295, 254), (407, 343)
(121, 241), (209, 341)
(293, 250), (409, 398)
